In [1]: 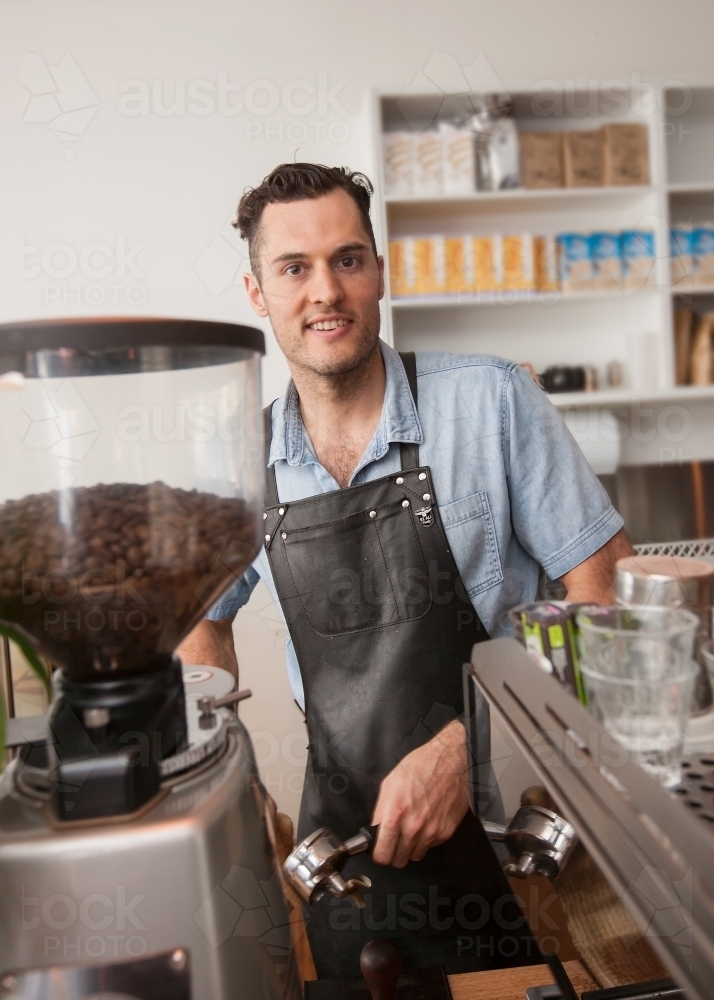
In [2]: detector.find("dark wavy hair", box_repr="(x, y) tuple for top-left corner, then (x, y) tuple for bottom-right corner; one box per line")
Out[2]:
(234, 163), (377, 278)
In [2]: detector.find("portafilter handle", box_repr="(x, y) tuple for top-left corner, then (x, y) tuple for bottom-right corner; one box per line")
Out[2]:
(282, 825), (377, 907)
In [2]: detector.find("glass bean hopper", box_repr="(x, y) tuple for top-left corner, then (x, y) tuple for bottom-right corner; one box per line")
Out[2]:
(0, 318), (265, 819)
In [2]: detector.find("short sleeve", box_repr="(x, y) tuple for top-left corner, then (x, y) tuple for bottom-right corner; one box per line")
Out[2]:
(205, 565), (261, 620)
(505, 365), (623, 580)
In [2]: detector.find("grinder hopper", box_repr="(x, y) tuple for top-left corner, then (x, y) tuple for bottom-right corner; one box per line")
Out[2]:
(0, 318), (265, 819)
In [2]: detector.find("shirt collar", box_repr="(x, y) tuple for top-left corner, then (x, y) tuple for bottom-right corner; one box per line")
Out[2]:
(267, 341), (422, 469)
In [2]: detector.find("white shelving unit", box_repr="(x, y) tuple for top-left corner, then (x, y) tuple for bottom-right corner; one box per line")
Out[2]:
(371, 83), (714, 418)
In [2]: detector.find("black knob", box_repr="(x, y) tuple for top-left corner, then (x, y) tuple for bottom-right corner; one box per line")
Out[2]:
(360, 939), (402, 1000)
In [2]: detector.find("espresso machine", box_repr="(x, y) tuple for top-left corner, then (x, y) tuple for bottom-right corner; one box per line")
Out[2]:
(0, 319), (299, 999)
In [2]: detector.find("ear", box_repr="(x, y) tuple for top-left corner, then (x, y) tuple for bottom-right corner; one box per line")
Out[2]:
(377, 254), (385, 302)
(243, 272), (269, 318)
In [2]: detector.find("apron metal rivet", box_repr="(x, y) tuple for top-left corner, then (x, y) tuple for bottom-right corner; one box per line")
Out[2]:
(423, 493), (431, 501)
(263, 512), (268, 519)
(369, 510), (377, 518)
(402, 499), (409, 508)
(265, 534), (271, 542)
(396, 476), (404, 485)
(279, 507), (284, 515)
(282, 532), (287, 539)
(419, 472), (426, 480)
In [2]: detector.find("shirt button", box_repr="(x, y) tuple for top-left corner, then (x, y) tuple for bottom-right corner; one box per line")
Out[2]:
(402, 500), (409, 508)
(265, 534), (271, 542)
(279, 507), (284, 515)
(423, 493), (431, 501)
(282, 532), (287, 539)
(396, 476), (404, 485)
(369, 510), (377, 518)
(263, 512), (268, 520)
(419, 472), (426, 481)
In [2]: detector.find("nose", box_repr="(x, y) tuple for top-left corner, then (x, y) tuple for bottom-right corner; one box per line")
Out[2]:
(307, 260), (344, 306)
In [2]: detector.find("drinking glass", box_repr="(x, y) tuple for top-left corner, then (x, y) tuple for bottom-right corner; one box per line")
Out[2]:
(577, 606), (699, 787)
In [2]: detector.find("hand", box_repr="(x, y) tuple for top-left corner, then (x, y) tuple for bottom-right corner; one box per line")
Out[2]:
(371, 718), (470, 868)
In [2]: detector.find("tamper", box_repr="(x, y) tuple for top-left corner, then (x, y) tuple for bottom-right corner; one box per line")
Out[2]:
(360, 939), (402, 1000)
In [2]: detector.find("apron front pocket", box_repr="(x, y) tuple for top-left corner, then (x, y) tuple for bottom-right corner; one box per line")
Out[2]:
(282, 501), (432, 636)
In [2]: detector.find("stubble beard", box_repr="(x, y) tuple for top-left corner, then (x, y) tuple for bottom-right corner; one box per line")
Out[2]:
(270, 303), (382, 393)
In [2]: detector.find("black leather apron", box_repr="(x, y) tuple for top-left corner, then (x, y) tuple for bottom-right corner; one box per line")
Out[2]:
(263, 354), (536, 978)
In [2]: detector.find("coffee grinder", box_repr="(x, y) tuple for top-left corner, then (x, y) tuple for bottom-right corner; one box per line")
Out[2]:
(0, 319), (298, 999)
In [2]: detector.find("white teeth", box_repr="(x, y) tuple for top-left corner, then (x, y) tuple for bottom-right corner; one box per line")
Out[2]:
(309, 319), (349, 330)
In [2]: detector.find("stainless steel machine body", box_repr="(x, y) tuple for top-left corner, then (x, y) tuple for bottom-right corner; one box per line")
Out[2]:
(0, 712), (297, 1000)
(465, 637), (714, 1000)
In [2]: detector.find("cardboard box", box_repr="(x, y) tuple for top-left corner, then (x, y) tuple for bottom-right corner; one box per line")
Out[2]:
(417, 236), (447, 294)
(692, 224), (714, 286)
(590, 231), (622, 289)
(518, 131), (564, 189)
(383, 132), (414, 198)
(472, 237), (495, 291)
(445, 237), (475, 295)
(563, 129), (605, 187)
(388, 239), (421, 297)
(670, 226), (694, 286)
(535, 236), (560, 291)
(440, 124), (476, 196)
(603, 122), (649, 186)
(500, 234), (536, 290)
(557, 233), (593, 292)
(414, 131), (444, 197)
(621, 230), (656, 290)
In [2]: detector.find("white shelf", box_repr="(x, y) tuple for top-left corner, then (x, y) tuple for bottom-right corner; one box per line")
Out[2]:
(392, 286), (661, 309)
(385, 185), (653, 207)
(671, 283), (714, 296)
(668, 182), (714, 194)
(549, 384), (714, 408)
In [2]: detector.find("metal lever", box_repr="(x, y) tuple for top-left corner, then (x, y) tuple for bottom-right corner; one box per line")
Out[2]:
(197, 688), (252, 729)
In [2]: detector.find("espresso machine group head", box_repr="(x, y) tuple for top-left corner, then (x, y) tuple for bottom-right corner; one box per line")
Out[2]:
(0, 319), (298, 999)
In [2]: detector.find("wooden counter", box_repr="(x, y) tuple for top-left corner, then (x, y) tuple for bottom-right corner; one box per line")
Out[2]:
(448, 959), (598, 999)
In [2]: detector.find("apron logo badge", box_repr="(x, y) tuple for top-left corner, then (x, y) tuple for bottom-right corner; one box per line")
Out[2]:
(415, 505), (434, 526)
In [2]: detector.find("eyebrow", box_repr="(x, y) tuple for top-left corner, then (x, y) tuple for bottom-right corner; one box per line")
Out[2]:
(270, 242), (370, 267)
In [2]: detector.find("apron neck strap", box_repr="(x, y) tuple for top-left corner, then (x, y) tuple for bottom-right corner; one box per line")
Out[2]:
(263, 351), (420, 505)
(263, 404), (279, 507)
(398, 352), (420, 472)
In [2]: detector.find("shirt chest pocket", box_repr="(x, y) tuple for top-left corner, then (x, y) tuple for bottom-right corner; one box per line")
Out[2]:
(438, 491), (503, 598)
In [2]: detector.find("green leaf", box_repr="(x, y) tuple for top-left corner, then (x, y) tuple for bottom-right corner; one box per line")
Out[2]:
(0, 625), (51, 698)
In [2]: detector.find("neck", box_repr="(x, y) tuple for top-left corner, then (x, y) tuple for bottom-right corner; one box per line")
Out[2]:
(291, 343), (386, 487)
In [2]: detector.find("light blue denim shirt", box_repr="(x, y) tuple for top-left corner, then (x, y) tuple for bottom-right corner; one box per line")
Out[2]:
(208, 342), (623, 710)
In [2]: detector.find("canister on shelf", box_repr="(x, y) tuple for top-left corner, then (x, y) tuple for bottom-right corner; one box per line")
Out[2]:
(416, 236), (447, 295)
(615, 555), (714, 714)
(500, 234), (536, 291)
(414, 131), (444, 197)
(388, 238), (421, 298)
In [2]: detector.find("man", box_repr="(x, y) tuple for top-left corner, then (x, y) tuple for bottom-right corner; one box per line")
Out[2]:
(179, 163), (632, 977)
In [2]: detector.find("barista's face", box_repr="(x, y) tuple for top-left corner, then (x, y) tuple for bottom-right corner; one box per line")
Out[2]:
(244, 188), (384, 377)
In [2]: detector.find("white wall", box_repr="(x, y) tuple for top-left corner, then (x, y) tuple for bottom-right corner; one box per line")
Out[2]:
(5, 0), (714, 818)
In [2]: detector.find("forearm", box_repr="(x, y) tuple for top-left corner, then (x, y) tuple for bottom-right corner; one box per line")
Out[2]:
(177, 617), (239, 680)
(561, 527), (634, 604)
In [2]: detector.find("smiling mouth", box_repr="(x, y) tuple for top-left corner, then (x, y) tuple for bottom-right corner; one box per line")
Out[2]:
(306, 318), (353, 331)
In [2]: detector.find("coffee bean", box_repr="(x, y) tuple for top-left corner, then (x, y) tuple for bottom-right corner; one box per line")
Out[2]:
(0, 482), (259, 680)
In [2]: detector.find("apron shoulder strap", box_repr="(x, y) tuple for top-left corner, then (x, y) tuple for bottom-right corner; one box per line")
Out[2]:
(398, 351), (420, 471)
(263, 403), (279, 507)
